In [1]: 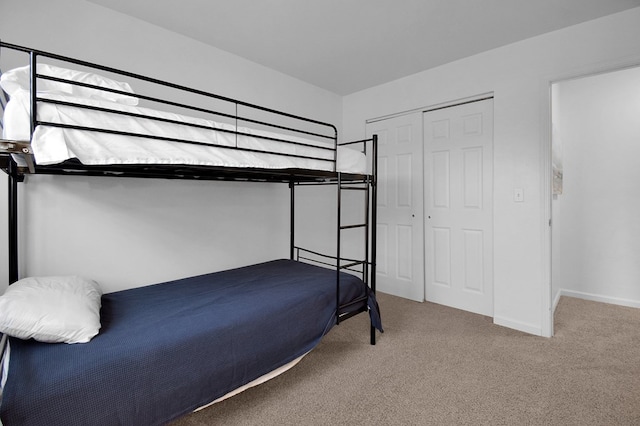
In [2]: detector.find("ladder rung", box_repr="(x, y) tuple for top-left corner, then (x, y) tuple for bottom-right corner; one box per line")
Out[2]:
(340, 186), (368, 191)
(340, 223), (366, 230)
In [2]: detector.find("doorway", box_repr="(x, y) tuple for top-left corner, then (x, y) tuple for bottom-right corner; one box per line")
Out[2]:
(551, 66), (640, 315)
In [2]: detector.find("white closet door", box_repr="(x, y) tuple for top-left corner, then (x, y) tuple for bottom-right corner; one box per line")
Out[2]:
(367, 112), (424, 302)
(423, 99), (494, 316)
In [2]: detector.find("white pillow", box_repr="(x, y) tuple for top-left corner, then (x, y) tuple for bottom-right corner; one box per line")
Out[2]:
(0, 63), (138, 105)
(0, 276), (102, 344)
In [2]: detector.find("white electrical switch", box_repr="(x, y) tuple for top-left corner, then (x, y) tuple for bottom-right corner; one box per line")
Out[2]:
(514, 188), (524, 202)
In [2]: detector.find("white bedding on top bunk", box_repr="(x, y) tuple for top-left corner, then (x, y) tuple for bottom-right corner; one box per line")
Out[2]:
(2, 91), (367, 173)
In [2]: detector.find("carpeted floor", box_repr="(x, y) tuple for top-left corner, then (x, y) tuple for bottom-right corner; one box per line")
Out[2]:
(171, 294), (640, 425)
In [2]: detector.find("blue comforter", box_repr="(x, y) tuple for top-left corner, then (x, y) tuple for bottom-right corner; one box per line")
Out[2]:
(0, 260), (380, 425)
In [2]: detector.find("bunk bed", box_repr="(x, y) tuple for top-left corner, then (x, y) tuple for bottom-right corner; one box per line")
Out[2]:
(0, 42), (381, 425)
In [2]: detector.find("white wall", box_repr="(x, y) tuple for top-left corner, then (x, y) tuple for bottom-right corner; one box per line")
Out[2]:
(552, 66), (640, 308)
(3, 1), (640, 335)
(342, 7), (640, 335)
(0, 0), (343, 293)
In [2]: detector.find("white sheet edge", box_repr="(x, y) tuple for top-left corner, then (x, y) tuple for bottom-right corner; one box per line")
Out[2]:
(193, 351), (309, 412)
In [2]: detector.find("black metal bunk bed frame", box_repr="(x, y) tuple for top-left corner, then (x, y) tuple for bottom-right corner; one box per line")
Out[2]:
(0, 41), (379, 344)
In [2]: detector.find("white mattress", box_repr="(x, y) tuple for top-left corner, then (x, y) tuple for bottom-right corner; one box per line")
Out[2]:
(194, 351), (308, 411)
(2, 92), (366, 174)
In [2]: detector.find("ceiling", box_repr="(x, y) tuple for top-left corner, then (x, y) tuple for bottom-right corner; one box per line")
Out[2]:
(87, 0), (640, 95)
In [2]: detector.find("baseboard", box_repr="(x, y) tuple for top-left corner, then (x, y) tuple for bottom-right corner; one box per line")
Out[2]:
(493, 315), (542, 336)
(559, 289), (640, 309)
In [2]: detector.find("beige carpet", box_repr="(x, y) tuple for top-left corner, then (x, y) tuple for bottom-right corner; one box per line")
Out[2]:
(171, 294), (640, 425)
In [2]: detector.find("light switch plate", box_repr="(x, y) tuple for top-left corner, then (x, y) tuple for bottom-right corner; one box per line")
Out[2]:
(514, 188), (524, 202)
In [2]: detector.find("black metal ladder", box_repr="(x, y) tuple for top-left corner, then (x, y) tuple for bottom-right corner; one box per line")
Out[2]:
(335, 173), (372, 325)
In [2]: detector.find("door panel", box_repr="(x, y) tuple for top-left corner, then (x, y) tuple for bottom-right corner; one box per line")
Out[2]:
(463, 148), (483, 208)
(367, 113), (424, 302)
(463, 229), (484, 292)
(433, 227), (451, 286)
(377, 223), (389, 276)
(424, 99), (494, 316)
(432, 151), (450, 208)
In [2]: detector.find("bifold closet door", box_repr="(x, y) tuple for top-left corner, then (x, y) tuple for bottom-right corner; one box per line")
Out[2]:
(423, 99), (494, 316)
(366, 112), (424, 302)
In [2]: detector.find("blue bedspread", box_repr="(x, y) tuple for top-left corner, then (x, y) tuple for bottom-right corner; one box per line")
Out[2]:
(0, 259), (380, 426)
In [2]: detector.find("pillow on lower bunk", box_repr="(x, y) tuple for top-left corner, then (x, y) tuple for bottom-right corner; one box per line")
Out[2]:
(0, 276), (102, 344)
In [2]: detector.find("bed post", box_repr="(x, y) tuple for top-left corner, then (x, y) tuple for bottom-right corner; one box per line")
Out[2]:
(8, 158), (19, 284)
(370, 134), (378, 345)
(335, 173), (342, 325)
(289, 181), (295, 260)
(29, 51), (38, 136)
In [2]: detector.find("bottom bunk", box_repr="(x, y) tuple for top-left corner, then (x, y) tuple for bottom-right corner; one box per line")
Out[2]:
(0, 259), (382, 426)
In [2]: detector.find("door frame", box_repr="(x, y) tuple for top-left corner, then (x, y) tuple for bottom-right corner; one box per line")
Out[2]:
(541, 57), (640, 338)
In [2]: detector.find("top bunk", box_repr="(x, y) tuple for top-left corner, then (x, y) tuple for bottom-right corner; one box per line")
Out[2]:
(0, 42), (376, 183)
